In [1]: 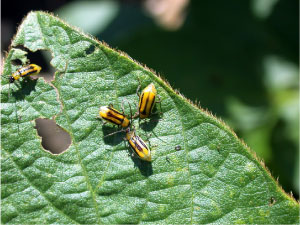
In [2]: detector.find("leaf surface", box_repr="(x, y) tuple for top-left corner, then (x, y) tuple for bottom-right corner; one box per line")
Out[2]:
(1, 11), (299, 224)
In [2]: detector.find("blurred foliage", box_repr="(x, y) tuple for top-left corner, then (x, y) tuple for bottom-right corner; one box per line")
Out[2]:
(56, 1), (120, 35)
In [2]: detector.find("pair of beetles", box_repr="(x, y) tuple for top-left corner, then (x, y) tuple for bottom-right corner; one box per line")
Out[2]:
(99, 82), (160, 162)
(8, 64), (160, 162)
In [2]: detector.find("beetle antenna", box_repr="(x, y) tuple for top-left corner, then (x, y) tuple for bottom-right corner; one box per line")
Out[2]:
(104, 129), (126, 138)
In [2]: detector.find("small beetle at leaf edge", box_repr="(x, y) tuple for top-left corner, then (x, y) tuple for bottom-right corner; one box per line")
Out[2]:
(9, 64), (42, 83)
(136, 82), (161, 119)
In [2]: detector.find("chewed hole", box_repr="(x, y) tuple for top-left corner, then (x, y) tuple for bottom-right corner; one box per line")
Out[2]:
(13, 45), (28, 52)
(26, 50), (55, 82)
(85, 45), (95, 55)
(13, 46), (55, 82)
(35, 118), (71, 154)
(11, 59), (23, 66)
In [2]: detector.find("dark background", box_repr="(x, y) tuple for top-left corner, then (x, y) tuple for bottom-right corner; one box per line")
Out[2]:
(2, 0), (299, 199)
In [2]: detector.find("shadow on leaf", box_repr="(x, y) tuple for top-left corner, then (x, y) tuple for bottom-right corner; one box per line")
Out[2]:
(138, 113), (161, 132)
(131, 156), (153, 177)
(101, 125), (124, 145)
(12, 78), (37, 100)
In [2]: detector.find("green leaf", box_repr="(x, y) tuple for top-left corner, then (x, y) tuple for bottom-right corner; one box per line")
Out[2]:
(1, 11), (299, 224)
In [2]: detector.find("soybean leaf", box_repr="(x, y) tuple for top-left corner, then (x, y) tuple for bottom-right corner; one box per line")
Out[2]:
(1, 11), (299, 224)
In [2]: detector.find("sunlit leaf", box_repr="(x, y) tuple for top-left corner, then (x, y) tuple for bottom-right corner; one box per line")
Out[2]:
(1, 11), (299, 224)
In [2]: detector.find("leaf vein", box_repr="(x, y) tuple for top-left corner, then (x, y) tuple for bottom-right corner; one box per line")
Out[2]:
(3, 149), (79, 224)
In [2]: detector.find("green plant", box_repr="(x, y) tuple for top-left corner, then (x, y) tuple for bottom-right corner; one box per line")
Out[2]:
(1, 11), (299, 224)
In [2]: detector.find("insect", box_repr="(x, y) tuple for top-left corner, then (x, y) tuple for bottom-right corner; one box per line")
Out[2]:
(4, 64), (41, 134)
(9, 64), (42, 83)
(98, 104), (152, 161)
(6, 64), (42, 98)
(175, 145), (182, 151)
(135, 82), (162, 119)
(125, 127), (151, 162)
(99, 105), (130, 128)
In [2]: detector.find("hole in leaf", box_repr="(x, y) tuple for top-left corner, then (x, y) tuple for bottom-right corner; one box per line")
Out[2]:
(85, 44), (95, 55)
(26, 50), (55, 82)
(11, 58), (23, 66)
(35, 118), (71, 154)
(13, 47), (55, 82)
(13, 45), (28, 52)
(26, 50), (50, 71)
